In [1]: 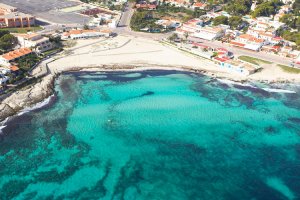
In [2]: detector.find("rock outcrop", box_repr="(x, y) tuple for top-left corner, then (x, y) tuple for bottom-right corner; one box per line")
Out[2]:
(0, 75), (55, 122)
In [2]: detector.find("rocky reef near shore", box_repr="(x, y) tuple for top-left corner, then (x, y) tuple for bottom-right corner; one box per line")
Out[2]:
(0, 75), (55, 123)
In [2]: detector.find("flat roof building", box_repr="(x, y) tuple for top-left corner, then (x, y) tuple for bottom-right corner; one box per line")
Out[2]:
(0, 3), (35, 28)
(0, 3), (17, 15)
(14, 33), (53, 53)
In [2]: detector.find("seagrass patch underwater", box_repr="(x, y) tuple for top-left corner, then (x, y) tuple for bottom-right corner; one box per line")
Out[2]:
(1, 70), (300, 200)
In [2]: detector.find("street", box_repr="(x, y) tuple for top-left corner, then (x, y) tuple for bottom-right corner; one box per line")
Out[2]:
(188, 36), (299, 67)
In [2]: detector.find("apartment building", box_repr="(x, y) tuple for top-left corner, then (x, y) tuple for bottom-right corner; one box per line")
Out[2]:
(0, 3), (18, 15)
(0, 3), (35, 28)
(230, 34), (265, 51)
(14, 33), (53, 53)
(0, 48), (32, 67)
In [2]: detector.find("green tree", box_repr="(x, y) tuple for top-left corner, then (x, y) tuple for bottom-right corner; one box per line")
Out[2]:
(228, 16), (243, 29)
(0, 30), (10, 38)
(212, 16), (228, 26)
(224, 0), (252, 15)
(280, 14), (295, 27)
(168, 33), (178, 42)
(296, 17), (300, 30)
(0, 34), (18, 51)
(83, 24), (89, 30)
(252, 0), (282, 18)
(292, 0), (300, 15)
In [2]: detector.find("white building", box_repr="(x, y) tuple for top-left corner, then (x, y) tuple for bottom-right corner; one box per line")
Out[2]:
(62, 29), (111, 40)
(176, 18), (224, 40)
(214, 57), (259, 76)
(0, 74), (9, 85)
(193, 26), (225, 40)
(14, 33), (53, 53)
(155, 19), (181, 29)
(230, 34), (265, 51)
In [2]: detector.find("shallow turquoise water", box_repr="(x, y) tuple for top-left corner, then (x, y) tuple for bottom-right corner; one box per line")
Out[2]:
(1, 71), (300, 200)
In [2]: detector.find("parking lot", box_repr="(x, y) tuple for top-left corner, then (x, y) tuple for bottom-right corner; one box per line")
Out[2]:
(0, 0), (90, 24)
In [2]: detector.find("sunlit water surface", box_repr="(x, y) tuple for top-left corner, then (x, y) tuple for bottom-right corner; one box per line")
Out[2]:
(1, 71), (300, 200)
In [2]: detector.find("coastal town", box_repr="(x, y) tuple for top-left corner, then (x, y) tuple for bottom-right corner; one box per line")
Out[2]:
(1, 1), (300, 198)
(0, 0), (299, 96)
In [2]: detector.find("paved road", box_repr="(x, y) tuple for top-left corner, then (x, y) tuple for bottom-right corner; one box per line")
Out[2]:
(188, 36), (300, 67)
(117, 2), (134, 28)
(115, 3), (171, 40)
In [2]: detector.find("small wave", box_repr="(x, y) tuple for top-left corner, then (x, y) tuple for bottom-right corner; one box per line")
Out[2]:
(217, 79), (257, 88)
(17, 95), (54, 116)
(262, 88), (296, 94)
(0, 95), (54, 134)
(0, 125), (7, 134)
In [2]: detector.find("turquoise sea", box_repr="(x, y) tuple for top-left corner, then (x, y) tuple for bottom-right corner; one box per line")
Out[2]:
(1, 70), (300, 200)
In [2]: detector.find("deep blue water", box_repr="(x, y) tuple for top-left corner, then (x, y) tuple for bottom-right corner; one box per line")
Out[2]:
(1, 70), (300, 200)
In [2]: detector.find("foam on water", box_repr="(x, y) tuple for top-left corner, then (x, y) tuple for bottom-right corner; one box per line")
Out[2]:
(262, 88), (296, 94)
(17, 95), (54, 116)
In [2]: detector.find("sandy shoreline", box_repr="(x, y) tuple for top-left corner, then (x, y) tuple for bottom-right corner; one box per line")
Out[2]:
(1, 35), (300, 124)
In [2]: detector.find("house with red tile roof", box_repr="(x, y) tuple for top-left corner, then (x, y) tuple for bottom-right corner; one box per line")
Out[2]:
(0, 48), (32, 67)
(176, 18), (224, 40)
(135, 3), (157, 10)
(230, 34), (265, 51)
(192, 2), (208, 10)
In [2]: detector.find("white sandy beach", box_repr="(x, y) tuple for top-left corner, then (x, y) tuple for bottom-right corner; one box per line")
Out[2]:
(45, 35), (300, 83)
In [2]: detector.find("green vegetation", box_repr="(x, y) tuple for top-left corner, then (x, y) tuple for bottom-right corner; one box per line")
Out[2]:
(239, 56), (272, 65)
(279, 14), (300, 31)
(212, 16), (228, 26)
(155, 4), (194, 22)
(18, 54), (41, 72)
(1, 26), (43, 33)
(252, 0), (282, 18)
(278, 64), (300, 74)
(279, 30), (300, 47)
(228, 16), (243, 29)
(292, 0), (300, 15)
(0, 30), (18, 52)
(168, 33), (179, 42)
(42, 47), (62, 57)
(130, 11), (163, 32)
(224, 0), (252, 15)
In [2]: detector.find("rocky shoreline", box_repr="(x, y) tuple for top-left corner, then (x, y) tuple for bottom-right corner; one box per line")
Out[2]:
(0, 64), (298, 124)
(0, 75), (55, 123)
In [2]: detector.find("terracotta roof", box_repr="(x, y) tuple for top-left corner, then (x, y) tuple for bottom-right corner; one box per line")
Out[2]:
(230, 41), (246, 47)
(10, 65), (19, 71)
(193, 2), (207, 7)
(238, 34), (264, 43)
(1, 48), (32, 61)
(214, 57), (229, 62)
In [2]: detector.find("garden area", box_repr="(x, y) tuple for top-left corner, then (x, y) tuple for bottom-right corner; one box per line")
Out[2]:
(130, 4), (196, 32)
